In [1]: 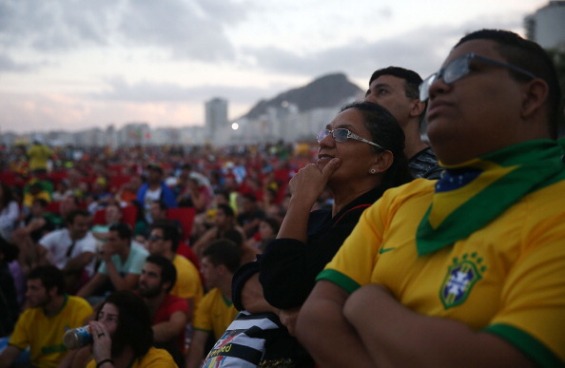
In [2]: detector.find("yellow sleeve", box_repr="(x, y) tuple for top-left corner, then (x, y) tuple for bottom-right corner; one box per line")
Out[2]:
(192, 290), (214, 333)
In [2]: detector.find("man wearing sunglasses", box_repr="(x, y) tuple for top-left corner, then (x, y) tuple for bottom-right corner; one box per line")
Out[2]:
(297, 29), (565, 367)
(366, 66), (442, 179)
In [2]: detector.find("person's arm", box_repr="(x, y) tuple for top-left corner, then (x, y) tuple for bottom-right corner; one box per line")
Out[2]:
(64, 251), (95, 273)
(344, 284), (533, 367)
(104, 259), (140, 292)
(77, 272), (108, 298)
(185, 330), (209, 368)
(0, 346), (21, 368)
(152, 310), (188, 344)
(240, 274), (278, 314)
(277, 158), (341, 242)
(192, 228), (217, 258)
(296, 280), (374, 368)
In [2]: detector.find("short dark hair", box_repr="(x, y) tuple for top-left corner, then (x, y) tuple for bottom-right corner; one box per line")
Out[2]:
(455, 29), (562, 138)
(151, 220), (180, 252)
(97, 291), (153, 358)
(341, 101), (413, 187)
(28, 265), (65, 295)
(217, 204), (235, 218)
(261, 217), (281, 235)
(145, 255), (177, 292)
(109, 223), (132, 242)
(369, 66), (423, 100)
(221, 229), (244, 247)
(65, 209), (90, 226)
(202, 239), (242, 274)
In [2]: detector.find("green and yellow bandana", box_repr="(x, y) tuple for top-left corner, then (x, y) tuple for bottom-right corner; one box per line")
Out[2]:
(416, 139), (565, 256)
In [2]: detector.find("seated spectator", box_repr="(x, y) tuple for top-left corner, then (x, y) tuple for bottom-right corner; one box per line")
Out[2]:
(177, 177), (211, 213)
(12, 198), (55, 276)
(78, 223), (148, 305)
(192, 204), (245, 259)
(0, 183), (20, 242)
(236, 193), (266, 239)
(0, 236), (20, 337)
(247, 216), (281, 252)
(139, 255), (189, 367)
(0, 265), (93, 368)
(90, 202), (124, 242)
(22, 181), (51, 213)
(37, 209), (97, 293)
(186, 240), (241, 368)
(137, 163), (177, 224)
(84, 291), (177, 367)
(146, 220), (203, 323)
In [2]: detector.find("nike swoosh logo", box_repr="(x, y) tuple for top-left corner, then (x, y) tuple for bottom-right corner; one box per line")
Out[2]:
(378, 247), (395, 254)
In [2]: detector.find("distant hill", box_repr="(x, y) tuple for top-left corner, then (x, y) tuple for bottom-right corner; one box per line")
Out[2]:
(241, 73), (363, 120)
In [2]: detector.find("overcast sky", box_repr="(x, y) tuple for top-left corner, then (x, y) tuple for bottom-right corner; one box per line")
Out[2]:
(0, 0), (548, 134)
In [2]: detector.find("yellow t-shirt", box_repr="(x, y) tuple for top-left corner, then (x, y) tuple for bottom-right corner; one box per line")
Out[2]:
(320, 178), (565, 366)
(28, 144), (53, 171)
(192, 288), (238, 339)
(9, 295), (93, 368)
(86, 347), (177, 367)
(170, 255), (203, 308)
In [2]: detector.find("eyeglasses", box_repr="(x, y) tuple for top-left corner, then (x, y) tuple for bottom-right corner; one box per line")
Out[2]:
(147, 235), (164, 242)
(419, 52), (537, 101)
(317, 128), (384, 150)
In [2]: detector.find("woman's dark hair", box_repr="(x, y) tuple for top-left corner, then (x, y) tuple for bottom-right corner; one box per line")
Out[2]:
(0, 182), (15, 209)
(96, 291), (153, 359)
(341, 101), (413, 188)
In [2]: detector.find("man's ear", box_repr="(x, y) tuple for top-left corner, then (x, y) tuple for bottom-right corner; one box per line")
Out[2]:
(521, 79), (549, 119)
(409, 99), (426, 118)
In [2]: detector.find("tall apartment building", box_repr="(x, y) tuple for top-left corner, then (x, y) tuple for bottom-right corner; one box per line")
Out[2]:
(525, 1), (565, 49)
(205, 97), (228, 141)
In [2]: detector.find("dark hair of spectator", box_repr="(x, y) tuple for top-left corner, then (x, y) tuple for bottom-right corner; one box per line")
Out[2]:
(340, 101), (413, 188)
(145, 255), (177, 292)
(202, 239), (242, 274)
(217, 204), (235, 218)
(109, 223), (133, 242)
(96, 291), (153, 358)
(28, 265), (65, 295)
(150, 220), (181, 252)
(65, 209), (90, 226)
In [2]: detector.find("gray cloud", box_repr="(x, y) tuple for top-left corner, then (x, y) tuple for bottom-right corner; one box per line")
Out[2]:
(0, 0), (248, 61)
(89, 76), (278, 104)
(0, 53), (40, 72)
(242, 13), (525, 80)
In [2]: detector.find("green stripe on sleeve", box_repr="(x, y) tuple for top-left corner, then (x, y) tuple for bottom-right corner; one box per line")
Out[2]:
(316, 269), (360, 294)
(485, 324), (564, 367)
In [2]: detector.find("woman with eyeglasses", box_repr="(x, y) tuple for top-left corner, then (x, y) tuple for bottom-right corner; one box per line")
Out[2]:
(228, 101), (412, 367)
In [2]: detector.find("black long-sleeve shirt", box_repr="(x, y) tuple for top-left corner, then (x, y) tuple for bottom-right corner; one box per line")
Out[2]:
(259, 185), (386, 310)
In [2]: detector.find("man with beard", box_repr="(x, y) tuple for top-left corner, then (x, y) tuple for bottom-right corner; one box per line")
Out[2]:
(0, 266), (92, 368)
(138, 255), (189, 367)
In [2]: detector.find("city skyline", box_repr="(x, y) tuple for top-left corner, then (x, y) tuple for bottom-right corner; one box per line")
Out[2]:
(0, 0), (549, 134)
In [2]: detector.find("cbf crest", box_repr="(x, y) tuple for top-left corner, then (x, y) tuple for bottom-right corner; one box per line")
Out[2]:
(440, 253), (486, 309)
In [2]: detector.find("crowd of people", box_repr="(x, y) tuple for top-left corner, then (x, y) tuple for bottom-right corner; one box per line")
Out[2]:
(0, 28), (563, 367)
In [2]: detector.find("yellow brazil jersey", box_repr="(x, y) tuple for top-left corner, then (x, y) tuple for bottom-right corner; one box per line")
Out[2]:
(171, 255), (203, 308)
(9, 295), (93, 368)
(319, 178), (565, 366)
(192, 288), (238, 339)
(86, 347), (177, 367)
